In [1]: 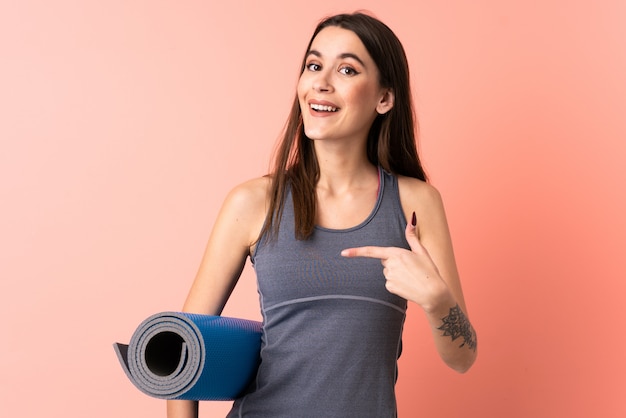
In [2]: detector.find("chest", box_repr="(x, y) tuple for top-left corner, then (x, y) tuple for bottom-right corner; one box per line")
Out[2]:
(253, 227), (407, 310)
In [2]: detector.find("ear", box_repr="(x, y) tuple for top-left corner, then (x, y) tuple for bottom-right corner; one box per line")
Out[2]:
(376, 88), (395, 115)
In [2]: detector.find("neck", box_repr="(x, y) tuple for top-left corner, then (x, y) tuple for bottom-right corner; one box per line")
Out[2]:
(312, 139), (377, 193)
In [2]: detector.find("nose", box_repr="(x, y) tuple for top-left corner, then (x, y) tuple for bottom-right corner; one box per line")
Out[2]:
(312, 69), (333, 93)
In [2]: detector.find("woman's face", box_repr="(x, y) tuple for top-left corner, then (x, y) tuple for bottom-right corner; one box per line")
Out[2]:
(297, 26), (393, 145)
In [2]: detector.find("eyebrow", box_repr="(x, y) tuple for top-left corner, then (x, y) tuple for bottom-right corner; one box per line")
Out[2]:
(306, 49), (366, 68)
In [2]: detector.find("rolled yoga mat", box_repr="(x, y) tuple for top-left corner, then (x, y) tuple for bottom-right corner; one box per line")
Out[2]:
(113, 311), (262, 400)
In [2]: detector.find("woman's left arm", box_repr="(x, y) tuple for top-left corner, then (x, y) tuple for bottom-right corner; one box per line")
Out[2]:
(341, 178), (477, 373)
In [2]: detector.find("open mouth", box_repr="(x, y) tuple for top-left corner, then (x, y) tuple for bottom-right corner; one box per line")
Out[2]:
(310, 103), (339, 112)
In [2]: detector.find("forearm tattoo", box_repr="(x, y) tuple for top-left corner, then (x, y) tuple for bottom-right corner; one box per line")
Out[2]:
(437, 304), (477, 351)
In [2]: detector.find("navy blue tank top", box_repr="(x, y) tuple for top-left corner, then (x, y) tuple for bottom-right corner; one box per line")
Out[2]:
(227, 168), (409, 417)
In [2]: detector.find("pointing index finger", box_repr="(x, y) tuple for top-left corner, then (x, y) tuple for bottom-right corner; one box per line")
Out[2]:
(341, 246), (390, 260)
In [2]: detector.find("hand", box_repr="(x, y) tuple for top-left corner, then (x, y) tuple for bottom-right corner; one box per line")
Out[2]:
(340, 212), (451, 313)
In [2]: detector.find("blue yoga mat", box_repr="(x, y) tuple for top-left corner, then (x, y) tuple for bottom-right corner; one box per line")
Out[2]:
(113, 312), (262, 400)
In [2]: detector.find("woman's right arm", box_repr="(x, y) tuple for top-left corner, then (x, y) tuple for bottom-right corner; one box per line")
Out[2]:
(166, 177), (270, 418)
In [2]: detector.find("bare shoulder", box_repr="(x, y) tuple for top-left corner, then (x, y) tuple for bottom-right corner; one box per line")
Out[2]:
(224, 176), (271, 211)
(217, 175), (271, 247)
(397, 175), (445, 216)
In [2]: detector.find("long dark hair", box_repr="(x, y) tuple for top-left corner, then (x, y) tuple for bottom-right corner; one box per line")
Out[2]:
(261, 12), (427, 241)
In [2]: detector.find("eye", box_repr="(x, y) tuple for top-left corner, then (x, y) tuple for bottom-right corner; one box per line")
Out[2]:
(339, 66), (359, 76)
(305, 62), (322, 72)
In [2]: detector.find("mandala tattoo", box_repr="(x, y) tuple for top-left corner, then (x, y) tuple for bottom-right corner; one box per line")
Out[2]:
(437, 304), (477, 351)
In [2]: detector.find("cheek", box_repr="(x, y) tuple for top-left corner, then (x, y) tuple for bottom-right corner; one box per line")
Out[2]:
(352, 85), (380, 112)
(345, 82), (379, 107)
(296, 72), (311, 95)
(296, 77), (308, 108)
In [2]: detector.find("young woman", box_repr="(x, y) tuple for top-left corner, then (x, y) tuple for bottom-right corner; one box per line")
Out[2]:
(168, 12), (477, 418)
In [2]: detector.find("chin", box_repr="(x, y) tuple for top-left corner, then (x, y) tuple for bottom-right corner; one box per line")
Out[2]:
(302, 128), (326, 141)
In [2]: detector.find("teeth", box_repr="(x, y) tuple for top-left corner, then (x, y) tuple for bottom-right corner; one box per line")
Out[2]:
(310, 103), (338, 112)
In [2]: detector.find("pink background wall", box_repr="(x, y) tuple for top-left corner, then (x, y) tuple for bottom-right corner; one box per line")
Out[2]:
(1, 1), (625, 417)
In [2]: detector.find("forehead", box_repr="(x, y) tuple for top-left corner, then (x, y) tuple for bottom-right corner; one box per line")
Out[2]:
(309, 26), (372, 62)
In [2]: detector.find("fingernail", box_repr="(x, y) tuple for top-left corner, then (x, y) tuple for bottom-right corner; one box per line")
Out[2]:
(411, 211), (416, 227)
